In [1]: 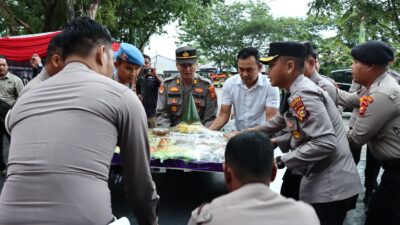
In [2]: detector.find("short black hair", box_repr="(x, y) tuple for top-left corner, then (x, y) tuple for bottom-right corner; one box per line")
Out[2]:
(237, 47), (260, 64)
(225, 131), (274, 181)
(143, 54), (151, 62)
(282, 56), (304, 73)
(0, 55), (7, 61)
(61, 17), (112, 60)
(46, 33), (63, 62)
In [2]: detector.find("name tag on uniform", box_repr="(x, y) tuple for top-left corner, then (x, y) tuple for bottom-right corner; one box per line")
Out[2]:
(194, 88), (204, 93)
(169, 86), (179, 92)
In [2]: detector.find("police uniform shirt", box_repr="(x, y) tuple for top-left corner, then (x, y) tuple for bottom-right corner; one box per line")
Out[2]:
(309, 71), (337, 104)
(259, 75), (361, 204)
(19, 68), (51, 97)
(0, 72), (24, 106)
(337, 72), (400, 161)
(188, 183), (320, 225)
(156, 73), (218, 127)
(0, 62), (159, 225)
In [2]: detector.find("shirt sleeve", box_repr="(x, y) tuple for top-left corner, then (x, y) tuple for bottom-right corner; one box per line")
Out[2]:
(15, 76), (25, 97)
(281, 91), (337, 173)
(156, 82), (171, 128)
(117, 90), (159, 225)
(220, 79), (233, 105)
(258, 113), (287, 135)
(337, 88), (360, 109)
(266, 86), (280, 109)
(202, 84), (218, 127)
(349, 92), (397, 146)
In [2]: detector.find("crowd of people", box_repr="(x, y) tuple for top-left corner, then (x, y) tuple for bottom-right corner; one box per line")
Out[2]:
(0, 17), (398, 225)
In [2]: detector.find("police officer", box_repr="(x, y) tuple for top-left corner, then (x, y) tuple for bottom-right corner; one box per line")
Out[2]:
(336, 40), (400, 225)
(257, 41), (361, 225)
(113, 43), (144, 88)
(156, 46), (218, 128)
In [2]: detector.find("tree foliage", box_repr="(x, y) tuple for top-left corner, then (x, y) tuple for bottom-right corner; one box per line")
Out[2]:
(0, 0), (213, 50)
(309, 0), (400, 70)
(179, 1), (328, 71)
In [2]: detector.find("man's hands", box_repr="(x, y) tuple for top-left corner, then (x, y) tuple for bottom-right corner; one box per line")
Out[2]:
(30, 54), (42, 69)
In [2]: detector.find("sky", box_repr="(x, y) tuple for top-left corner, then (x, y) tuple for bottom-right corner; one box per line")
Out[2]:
(143, 0), (312, 59)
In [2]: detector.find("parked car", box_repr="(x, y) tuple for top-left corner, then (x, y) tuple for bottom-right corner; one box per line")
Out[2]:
(329, 69), (352, 92)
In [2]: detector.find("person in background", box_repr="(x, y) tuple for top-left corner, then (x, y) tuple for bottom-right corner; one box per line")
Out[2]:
(188, 131), (320, 225)
(113, 43), (144, 89)
(0, 55), (24, 173)
(20, 33), (65, 95)
(0, 17), (159, 225)
(157, 46), (218, 128)
(30, 53), (43, 78)
(208, 47), (279, 131)
(136, 55), (163, 128)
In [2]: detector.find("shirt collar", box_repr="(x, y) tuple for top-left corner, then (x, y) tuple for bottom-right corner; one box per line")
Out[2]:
(310, 71), (320, 82)
(289, 74), (305, 93)
(236, 73), (265, 88)
(370, 72), (388, 91)
(0, 72), (11, 80)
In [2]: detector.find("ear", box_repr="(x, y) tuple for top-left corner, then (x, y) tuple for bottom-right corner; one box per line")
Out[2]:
(287, 60), (295, 74)
(95, 45), (106, 66)
(52, 55), (62, 68)
(270, 163), (277, 182)
(223, 163), (232, 185)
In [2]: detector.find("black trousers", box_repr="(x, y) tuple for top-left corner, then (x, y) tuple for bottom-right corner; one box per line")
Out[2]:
(349, 143), (381, 190)
(280, 169), (302, 200)
(312, 194), (358, 225)
(0, 120), (10, 171)
(365, 167), (400, 225)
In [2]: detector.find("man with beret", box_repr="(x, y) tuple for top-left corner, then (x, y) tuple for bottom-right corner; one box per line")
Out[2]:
(336, 40), (400, 225)
(113, 43), (144, 89)
(156, 46), (218, 128)
(253, 41), (361, 225)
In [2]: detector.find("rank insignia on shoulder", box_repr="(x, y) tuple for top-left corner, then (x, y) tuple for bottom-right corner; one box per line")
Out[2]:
(194, 87), (204, 93)
(292, 130), (301, 139)
(193, 78), (198, 85)
(170, 86), (179, 92)
(289, 96), (309, 121)
(359, 95), (373, 117)
(176, 78), (180, 85)
(159, 85), (165, 94)
(171, 105), (178, 112)
(208, 86), (217, 100)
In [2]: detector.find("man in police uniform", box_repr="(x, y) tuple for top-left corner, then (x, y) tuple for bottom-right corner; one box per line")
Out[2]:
(336, 40), (400, 225)
(256, 41), (361, 225)
(113, 43), (144, 88)
(279, 42), (342, 201)
(188, 131), (319, 225)
(156, 46), (218, 127)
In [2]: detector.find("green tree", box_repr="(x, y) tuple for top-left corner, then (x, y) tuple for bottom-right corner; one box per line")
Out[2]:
(179, 1), (328, 71)
(309, 0), (400, 70)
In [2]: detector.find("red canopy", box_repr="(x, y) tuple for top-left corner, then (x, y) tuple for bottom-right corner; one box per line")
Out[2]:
(0, 32), (60, 61)
(0, 32), (121, 62)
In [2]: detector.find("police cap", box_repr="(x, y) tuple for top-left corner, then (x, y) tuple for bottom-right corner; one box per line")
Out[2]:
(351, 40), (394, 65)
(176, 46), (197, 65)
(260, 41), (306, 64)
(116, 43), (144, 66)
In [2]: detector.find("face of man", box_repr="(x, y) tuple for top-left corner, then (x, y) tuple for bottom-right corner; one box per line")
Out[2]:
(303, 56), (315, 77)
(267, 57), (292, 89)
(144, 58), (151, 68)
(115, 60), (141, 84)
(351, 59), (372, 85)
(0, 58), (9, 77)
(176, 63), (196, 82)
(237, 56), (261, 87)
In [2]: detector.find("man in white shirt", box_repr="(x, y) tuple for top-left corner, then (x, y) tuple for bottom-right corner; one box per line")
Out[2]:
(209, 47), (279, 131)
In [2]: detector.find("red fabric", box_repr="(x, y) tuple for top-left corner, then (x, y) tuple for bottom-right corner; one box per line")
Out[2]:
(0, 31), (120, 62)
(0, 32), (61, 61)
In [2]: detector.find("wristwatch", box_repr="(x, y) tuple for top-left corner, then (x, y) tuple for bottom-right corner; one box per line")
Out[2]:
(276, 156), (285, 169)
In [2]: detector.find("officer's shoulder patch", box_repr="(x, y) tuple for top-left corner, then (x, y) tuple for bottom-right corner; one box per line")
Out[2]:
(289, 96), (309, 122)
(208, 85), (217, 101)
(359, 95), (373, 117)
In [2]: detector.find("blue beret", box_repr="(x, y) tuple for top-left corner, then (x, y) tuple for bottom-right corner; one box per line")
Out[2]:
(351, 40), (394, 65)
(116, 43), (144, 66)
